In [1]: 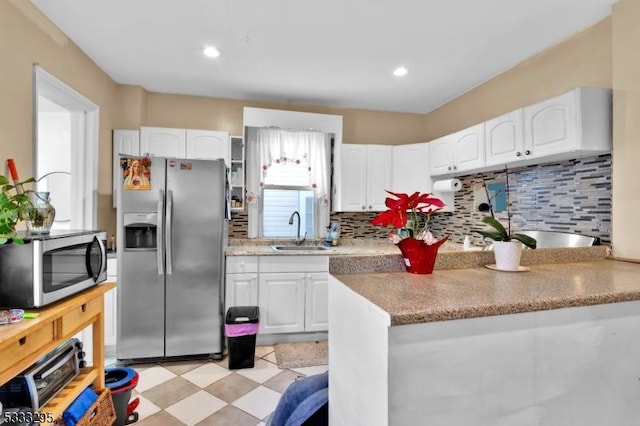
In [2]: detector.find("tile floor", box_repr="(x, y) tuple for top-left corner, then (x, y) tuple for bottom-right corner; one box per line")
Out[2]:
(111, 346), (328, 426)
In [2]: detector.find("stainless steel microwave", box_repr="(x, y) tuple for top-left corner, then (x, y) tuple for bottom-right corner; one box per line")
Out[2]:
(0, 230), (107, 308)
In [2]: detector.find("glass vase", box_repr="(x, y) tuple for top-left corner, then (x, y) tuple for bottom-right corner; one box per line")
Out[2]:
(25, 191), (56, 234)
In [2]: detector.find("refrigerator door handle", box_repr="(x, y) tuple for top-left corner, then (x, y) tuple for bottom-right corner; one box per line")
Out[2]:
(157, 189), (165, 275)
(166, 190), (173, 275)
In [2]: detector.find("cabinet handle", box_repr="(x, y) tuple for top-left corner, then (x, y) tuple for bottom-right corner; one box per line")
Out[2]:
(453, 165), (457, 170)
(525, 150), (531, 156)
(516, 151), (522, 157)
(362, 206), (366, 210)
(448, 166), (452, 170)
(368, 205), (372, 209)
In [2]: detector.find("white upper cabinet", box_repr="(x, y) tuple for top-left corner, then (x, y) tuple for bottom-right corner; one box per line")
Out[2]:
(523, 87), (610, 159)
(140, 127), (186, 158)
(392, 142), (432, 195)
(185, 129), (231, 165)
(453, 123), (485, 171)
(428, 135), (455, 176)
(340, 144), (392, 212)
(115, 127), (232, 208)
(113, 129), (140, 207)
(140, 127), (230, 164)
(437, 88), (611, 175)
(430, 123), (485, 176)
(524, 90), (578, 158)
(485, 110), (525, 167)
(366, 145), (393, 211)
(340, 145), (367, 211)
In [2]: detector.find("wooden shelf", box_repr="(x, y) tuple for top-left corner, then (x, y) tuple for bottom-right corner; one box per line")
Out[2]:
(0, 283), (115, 424)
(44, 368), (98, 420)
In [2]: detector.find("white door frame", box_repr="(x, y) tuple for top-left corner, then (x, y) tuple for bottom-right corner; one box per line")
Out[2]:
(33, 65), (99, 230)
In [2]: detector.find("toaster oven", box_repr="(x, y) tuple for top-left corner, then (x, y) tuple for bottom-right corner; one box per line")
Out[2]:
(0, 338), (85, 411)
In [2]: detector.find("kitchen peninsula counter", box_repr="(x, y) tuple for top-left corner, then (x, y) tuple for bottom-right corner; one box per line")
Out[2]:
(328, 255), (640, 425)
(333, 258), (640, 326)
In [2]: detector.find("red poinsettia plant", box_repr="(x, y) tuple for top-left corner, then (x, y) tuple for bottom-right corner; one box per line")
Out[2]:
(371, 190), (446, 245)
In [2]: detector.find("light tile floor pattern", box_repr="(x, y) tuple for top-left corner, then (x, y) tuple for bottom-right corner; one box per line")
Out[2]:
(112, 346), (328, 426)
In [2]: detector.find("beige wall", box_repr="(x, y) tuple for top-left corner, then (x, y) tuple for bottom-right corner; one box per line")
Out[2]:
(4, 2), (633, 256)
(422, 18), (612, 140)
(123, 91), (426, 144)
(612, 0), (640, 260)
(1, 0), (118, 235)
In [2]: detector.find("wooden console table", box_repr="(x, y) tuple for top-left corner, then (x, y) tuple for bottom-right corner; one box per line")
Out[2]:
(0, 283), (115, 424)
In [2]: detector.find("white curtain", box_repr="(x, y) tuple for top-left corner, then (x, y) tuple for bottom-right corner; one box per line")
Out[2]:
(246, 126), (331, 237)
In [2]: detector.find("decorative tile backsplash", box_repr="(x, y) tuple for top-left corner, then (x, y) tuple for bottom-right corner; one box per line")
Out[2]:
(229, 154), (612, 245)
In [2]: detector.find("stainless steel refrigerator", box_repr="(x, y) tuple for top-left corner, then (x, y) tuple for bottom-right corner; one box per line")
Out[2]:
(116, 156), (227, 361)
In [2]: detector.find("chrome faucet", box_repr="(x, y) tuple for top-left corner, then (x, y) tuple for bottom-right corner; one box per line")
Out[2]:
(288, 211), (306, 245)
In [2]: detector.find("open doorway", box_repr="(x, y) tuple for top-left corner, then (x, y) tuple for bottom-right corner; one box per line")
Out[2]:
(33, 65), (99, 230)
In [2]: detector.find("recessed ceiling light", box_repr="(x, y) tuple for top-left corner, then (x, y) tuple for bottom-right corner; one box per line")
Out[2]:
(393, 66), (408, 77)
(203, 46), (220, 58)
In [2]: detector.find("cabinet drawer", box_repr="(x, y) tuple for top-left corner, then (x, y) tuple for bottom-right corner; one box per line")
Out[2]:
(61, 297), (102, 336)
(260, 256), (329, 273)
(226, 256), (259, 273)
(0, 324), (54, 373)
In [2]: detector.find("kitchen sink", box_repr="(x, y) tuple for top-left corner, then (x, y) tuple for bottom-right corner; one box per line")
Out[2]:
(271, 245), (329, 251)
(517, 230), (600, 248)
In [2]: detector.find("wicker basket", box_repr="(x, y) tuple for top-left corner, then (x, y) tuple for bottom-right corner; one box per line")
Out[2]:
(75, 389), (117, 426)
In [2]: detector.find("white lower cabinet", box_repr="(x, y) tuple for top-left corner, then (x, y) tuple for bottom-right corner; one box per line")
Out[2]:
(259, 272), (307, 333)
(226, 273), (259, 308)
(104, 257), (117, 349)
(226, 255), (329, 335)
(225, 256), (259, 310)
(305, 272), (329, 332)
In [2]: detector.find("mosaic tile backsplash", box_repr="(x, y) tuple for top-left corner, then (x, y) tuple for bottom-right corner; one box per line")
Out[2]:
(229, 154), (612, 245)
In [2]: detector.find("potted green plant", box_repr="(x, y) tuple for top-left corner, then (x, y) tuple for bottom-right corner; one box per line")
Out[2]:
(0, 174), (37, 244)
(473, 168), (536, 271)
(474, 216), (537, 249)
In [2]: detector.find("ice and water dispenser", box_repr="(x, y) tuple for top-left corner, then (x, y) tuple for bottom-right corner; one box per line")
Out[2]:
(123, 213), (158, 250)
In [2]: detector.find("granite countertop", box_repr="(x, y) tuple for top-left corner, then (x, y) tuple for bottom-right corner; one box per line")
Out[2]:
(333, 258), (640, 326)
(227, 239), (629, 326)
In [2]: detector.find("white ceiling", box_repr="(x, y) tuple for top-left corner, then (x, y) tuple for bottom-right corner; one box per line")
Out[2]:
(30, 0), (615, 114)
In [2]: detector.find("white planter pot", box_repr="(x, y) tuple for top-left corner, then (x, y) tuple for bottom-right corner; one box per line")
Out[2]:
(493, 241), (523, 271)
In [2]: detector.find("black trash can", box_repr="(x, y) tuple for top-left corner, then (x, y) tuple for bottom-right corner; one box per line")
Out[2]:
(225, 306), (260, 369)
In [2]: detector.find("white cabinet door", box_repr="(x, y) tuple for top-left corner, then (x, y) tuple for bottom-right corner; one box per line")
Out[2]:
(524, 90), (577, 158)
(485, 110), (525, 167)
(104, 258), (117, 348)
(305, 272), (329, 332)
(140, 127), (186, 158)
(186, 129), (231, 166)
(392, 143), (431, 195)
(225, 273), (258, 312)
(225, 256), (259, 312)
(367, 145), (393, 211)
(430, 124), (485, 176)
(340, 145), (368, 212)
(113, 129), (140, 207)
(429, 135), (455, 176)
(451, 123), (485, 173)
(340, 144), (392, 212)
(259, 272), (306, 334)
